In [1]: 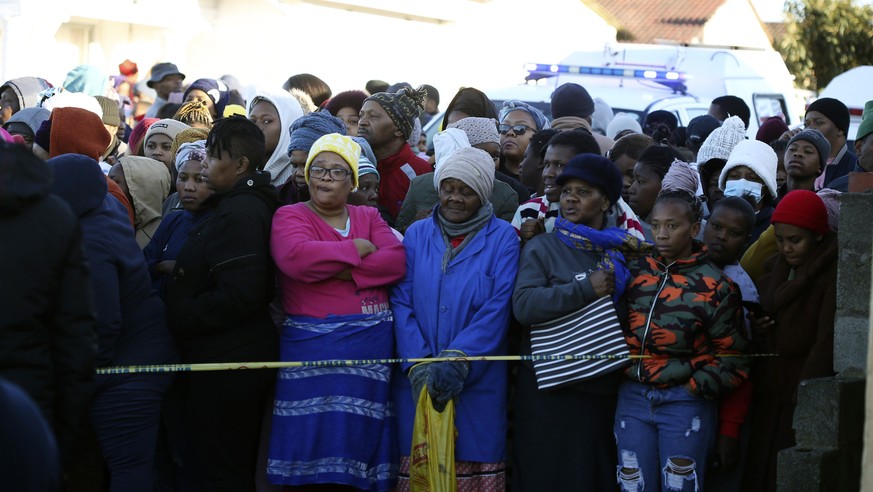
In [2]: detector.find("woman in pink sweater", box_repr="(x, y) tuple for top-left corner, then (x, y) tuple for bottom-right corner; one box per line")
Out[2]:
(267, 133), (406, 491)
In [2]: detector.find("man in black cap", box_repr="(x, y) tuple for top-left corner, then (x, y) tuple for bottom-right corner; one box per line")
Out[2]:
(685, 115), (721, 161)
(802, 97), (857, 189)
(144, 62), (185, 118)
(549, 82), (613, 154)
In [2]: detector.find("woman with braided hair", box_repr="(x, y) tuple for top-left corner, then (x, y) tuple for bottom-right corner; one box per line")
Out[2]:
(614, 161), (750, 492)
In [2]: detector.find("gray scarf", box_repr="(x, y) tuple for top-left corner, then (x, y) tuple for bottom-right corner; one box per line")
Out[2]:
(435, 201), (494, 272)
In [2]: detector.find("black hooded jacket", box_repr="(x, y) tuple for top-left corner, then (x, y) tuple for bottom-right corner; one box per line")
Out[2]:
(0, 143), (97, 463)
(166, 170), (281, 363)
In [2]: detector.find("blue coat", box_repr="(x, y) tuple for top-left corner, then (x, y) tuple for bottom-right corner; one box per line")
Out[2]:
(391, 212), (520, 463)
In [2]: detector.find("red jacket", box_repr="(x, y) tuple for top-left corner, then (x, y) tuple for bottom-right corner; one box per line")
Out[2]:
(376, 143), (431, 220)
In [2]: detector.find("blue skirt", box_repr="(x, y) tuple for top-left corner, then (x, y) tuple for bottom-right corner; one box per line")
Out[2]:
(267, 311), (397, 491)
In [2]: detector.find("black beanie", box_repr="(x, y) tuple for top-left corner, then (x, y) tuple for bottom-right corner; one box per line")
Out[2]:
(806, 97), (850, 137)
(550, 83), (595, 119)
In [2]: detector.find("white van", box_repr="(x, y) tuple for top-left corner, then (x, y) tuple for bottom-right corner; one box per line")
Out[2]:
(478, 43), (801, 139)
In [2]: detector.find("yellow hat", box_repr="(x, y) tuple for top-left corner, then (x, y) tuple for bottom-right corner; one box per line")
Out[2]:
(222, 104), (246, 118)
(304, 133), (362, 187)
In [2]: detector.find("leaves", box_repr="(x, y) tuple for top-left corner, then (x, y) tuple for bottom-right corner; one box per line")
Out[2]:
(779, 0), (873, 90)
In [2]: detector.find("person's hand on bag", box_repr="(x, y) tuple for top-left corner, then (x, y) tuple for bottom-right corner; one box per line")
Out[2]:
(407, 362), (429, 404)
(427, 350), (470, 412)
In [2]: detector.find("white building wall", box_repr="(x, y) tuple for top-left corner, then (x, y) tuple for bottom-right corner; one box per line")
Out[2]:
(702, 0), (773, 49)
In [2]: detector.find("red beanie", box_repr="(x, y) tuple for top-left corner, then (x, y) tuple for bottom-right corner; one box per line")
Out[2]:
(772, 190), (830, 235)
(128, 117), (159, 156)
(49, 107), (111, 160)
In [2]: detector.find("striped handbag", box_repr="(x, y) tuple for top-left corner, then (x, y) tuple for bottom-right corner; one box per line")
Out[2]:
(529, 296), (630, 390)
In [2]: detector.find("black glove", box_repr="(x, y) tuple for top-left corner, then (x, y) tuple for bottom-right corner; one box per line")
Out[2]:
(427, 350), (470, 411)
(407, 362), (429, 404)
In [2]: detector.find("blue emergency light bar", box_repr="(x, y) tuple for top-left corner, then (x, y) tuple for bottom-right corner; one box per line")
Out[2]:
(524, 63), (688, 93)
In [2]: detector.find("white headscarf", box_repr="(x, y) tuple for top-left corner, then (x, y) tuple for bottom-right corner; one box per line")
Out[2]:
(246, 86), (305, 186)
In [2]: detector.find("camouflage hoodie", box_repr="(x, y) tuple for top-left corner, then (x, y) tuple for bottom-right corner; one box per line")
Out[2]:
(623, 241), (749, 399)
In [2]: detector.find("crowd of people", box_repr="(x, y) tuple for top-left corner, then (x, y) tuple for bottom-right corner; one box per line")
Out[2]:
(1, 58), (871, 492)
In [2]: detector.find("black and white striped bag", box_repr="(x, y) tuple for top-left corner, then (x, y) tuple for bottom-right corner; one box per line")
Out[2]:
(529, 296), (630, 390)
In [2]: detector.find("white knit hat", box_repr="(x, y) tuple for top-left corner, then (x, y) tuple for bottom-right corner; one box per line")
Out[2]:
(719, 139), (778, 200)
(606, 112), (642, 139)
(696, 116), (745, 165)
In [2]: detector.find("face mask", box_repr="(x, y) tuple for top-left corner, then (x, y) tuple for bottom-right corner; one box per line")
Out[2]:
(724, 178), (763, 204)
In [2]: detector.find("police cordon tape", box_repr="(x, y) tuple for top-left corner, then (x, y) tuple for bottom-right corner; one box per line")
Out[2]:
(95, 353), (777, 375)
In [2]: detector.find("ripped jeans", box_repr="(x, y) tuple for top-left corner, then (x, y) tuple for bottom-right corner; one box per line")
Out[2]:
(614, 381), (716, 492)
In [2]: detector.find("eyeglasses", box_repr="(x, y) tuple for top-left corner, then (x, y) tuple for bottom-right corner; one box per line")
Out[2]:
(309, 166), (352, 180)
(498, 124), (537, 136)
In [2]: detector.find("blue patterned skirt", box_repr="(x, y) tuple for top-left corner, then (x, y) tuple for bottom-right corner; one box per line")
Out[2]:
(266, 311), (397, 491)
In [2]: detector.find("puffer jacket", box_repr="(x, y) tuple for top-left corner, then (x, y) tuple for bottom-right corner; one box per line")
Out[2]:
(623, 241), (749, 399)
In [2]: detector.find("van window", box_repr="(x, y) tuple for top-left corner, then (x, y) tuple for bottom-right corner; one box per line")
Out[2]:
(753, 94), (791, 127)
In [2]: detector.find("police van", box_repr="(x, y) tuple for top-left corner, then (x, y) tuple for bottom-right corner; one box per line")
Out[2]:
(426, 43), (801, 142)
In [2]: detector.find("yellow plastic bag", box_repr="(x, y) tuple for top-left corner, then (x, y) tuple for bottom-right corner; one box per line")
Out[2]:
(409, 386), (457, 492)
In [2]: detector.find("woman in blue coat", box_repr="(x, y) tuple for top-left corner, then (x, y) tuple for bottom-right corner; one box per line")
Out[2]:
(391, 146), (520, 491)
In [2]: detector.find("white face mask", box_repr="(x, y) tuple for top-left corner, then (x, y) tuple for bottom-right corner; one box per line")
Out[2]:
(724, 178), (763, 204)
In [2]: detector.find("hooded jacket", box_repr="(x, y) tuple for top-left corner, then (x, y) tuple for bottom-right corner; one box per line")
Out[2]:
(0, 143), (96, 464)
(623, 241), (749, 399)
(166, 170), (281, 362)
(246, 87), (304, 186)
(47, 154), (178, 367)
(119, 156), (171, 247)
(0, 77), (51, 118)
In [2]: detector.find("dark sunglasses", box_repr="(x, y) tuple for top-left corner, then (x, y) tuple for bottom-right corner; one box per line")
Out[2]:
(498, 124), (537, 136)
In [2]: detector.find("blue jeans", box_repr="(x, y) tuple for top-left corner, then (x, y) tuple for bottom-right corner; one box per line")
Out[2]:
(614, 381), (716, 492)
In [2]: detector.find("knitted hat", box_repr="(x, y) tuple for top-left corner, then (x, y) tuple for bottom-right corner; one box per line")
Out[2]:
(686, 115), (720, 145)
(788, 129), (831, 171)
(287, 111), (347, 155)
(772, 189), (830, 235)
(324, 90), (368, 119)
(62, 64), (108, 96)
(49, 107), (111, 160)
(447, 117), (499, 146)
(127, 118), (159, 155)
(550, 83), (595, 119)
(365, 86), (427, 140)
(171, 127), (210, 159)
(556, 153), (623, 205)
(696, 115), (746, 165)
(357, 153), (379, 180)
(144, 119), (190, 146)
(433, 146), (495, 204)
(755, 116), (789, 144)
(499, 100), (550, 131)
(606, 113), (642, 140)
(94, 96), (121, 127)
(806, 97), (850, 137)
(305, 133), (361, 187)
(175, 140), (206, 172)
(3, 107), (50, 136)
(146, 62), (184, 88)
(719, 140), (778, 199)
(856, 100), (873, 142)
(817, 188), (841, 231)
(183, 78), (229, 116)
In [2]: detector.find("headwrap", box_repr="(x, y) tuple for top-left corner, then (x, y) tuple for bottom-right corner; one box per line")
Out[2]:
(550, 83), (595, 119)
(246, 87), (305, 185)
(772, 190), (830, 235)
(183, 78), (230, 116)
(365, 86), (427, 140)
(433, 146), (494, 204)
(806, 97), (850, 137)
(554, 217), (652, 302)
(433, 128), (471, 171)
(447, 117), (499, 146)
(440, 87), (499, 131)
(660, 159), (700, 196)
(304, 133), (362, 187)
(556, 153), (623, 205)
(171, 127), (210, 158)
(499, 100), (550, 131)
(720, 139), (778, 199)
(62, 64), (108, 96)
(175, 140), (207, 172)
(287, 111), (347, 155)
